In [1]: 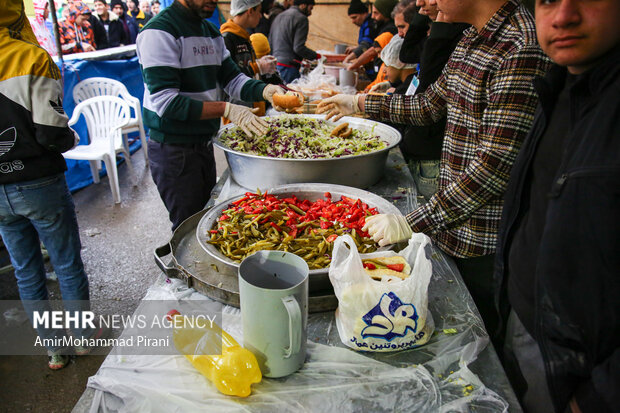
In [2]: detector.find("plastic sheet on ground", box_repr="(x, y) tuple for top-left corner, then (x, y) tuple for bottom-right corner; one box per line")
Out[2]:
(86, 273), (509, 413)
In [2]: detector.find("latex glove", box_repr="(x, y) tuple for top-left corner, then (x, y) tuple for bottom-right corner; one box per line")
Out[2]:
(362, 214), (413, 247)
(257, 55), (277, 75)
(262, 84), (287, 107)
(316, 94), (363, 121)
(224, 103), (269, 137)
(369, 81), (391, 94)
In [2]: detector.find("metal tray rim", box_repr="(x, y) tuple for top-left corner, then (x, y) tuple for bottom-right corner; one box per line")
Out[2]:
(213, 114), (401, 162)
(196, 183), (402, 275)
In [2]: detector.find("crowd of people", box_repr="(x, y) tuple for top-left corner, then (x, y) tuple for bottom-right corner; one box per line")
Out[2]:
(10, 0), (620, 412)
(29, 0), (162, 55)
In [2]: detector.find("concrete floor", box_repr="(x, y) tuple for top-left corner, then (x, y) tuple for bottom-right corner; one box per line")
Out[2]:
(0, 145), (227, 413)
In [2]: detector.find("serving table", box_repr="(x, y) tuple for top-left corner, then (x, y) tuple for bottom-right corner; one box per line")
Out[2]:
(72, 148), (522, 412)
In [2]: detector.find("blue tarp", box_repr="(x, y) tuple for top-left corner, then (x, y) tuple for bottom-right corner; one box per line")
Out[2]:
(59, 57), (146, 193)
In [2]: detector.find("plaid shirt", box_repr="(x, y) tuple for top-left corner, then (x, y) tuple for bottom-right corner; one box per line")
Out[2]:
(365, 0), (551, 258)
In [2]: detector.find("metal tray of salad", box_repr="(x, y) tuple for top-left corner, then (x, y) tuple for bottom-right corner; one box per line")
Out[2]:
(213, 114), (401, 190)
(196, 183), (402, 292)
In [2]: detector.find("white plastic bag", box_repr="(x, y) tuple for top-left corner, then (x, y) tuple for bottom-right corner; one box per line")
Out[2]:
(329, 233), (434, 352)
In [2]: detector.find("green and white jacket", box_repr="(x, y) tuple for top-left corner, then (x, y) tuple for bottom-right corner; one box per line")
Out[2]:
(137, 1), (266, 144)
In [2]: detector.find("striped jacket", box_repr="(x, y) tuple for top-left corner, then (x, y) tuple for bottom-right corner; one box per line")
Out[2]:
(365, 0), (551, 258)
(136, 1), (266, 144)
(0, 6), (74, 184)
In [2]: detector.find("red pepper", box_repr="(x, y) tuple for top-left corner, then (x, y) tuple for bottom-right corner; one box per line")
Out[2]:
(288, 228), (298, 238)
(219, 214), (229, 221)
(363, 262), (376, 270)
(324, 192), (331, 199)
(270, 222), (281, 232)
(386, 263), (405, 272)
(209, 230), (219, 234)
(232, 196), (249, 205)
(326, 234), (338, 242)
(320, 220), (332, 229)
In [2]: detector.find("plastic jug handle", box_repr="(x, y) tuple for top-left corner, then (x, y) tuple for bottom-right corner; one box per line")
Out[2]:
(281, 295), (301, 358)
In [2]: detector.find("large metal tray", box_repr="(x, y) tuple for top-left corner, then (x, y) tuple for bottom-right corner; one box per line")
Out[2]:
(195, 183), (402, 292)
(214, 114), (401, 189)
(154, 208), (339, 312)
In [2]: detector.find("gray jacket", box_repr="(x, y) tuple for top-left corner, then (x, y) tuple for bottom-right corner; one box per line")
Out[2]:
(269, 6), (317, 66)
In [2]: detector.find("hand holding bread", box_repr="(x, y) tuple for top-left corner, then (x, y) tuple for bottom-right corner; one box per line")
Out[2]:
(272, 91), (304, 112)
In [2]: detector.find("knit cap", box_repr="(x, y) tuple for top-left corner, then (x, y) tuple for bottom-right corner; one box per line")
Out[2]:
(110, 0), (125, 10)
(250, 33), (270, 58)
(373, 0), (397, 19)
(348, 0), (368, 15)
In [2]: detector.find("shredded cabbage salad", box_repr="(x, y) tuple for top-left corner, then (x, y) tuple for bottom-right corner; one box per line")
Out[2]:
(219, 116), (387, 159)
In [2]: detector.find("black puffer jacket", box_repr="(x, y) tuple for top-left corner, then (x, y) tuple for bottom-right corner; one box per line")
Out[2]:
(495, 47), (620, 413)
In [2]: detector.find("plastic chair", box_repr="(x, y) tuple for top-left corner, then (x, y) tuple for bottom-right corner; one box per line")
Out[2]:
(73, 77), (148, 161)
(64, 96), (132, 204)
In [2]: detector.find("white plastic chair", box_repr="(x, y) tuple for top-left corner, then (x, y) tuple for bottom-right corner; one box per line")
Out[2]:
(64, 96), (132, 204)
(73, 77), (148, 161)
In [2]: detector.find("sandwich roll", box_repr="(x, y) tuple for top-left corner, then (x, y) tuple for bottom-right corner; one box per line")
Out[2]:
(362, 256), (411, 281)
(272, 91), (304, 110)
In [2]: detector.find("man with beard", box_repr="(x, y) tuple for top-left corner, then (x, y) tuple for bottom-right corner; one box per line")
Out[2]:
(269, 0), (317, 83)
(136, 0), (284, 229)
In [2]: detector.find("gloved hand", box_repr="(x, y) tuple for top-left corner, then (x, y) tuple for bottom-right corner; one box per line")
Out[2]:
(369, 81), (391, 94)
(262, 84), (287, 107)
(224, 103), (269, 137)
(362, 214), (413, 247)
(316, 94), (363, 121)
(257, 55), (277, 75)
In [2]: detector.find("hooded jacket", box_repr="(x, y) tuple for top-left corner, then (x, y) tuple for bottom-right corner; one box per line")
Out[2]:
(94, 9), (128, 48)
(220, 19), (260, 79)
(28, 0), (57, 56)
(58, 1), (96, 53)
(0, 0), (75, 184)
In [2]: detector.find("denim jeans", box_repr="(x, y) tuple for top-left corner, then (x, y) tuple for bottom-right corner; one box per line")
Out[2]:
(277, 65), (301, 84)
(0, 173), (90, 351)
(407, 159), (440, 203)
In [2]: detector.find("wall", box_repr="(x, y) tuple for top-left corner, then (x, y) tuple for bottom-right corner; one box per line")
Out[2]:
(218, 1), (360, 53)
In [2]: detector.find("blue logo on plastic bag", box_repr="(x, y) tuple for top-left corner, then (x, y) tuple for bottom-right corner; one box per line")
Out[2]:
(361, 292), (418, 341)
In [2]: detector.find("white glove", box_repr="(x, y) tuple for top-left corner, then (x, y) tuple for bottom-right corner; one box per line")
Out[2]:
(224, 103), (269, 137)
(262, 84), (286, 107)
(316, 94), (363, 121)
(257, 55), (278, 75)
(369, 81), (391, 94)
(362, 214), (413, 247)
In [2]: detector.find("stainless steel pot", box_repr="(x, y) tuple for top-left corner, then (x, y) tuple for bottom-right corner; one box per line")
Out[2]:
(213, 115), (401, 190)
(196, 183), (402, 292)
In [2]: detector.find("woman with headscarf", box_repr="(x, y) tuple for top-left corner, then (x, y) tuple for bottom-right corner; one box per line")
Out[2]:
(58, 1), (96, 54)
(29, 0), (58, 56)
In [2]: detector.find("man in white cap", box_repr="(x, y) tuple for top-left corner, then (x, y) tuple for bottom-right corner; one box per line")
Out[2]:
(220, 0), (278, 83)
